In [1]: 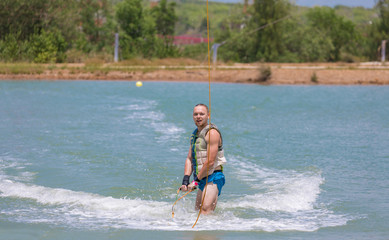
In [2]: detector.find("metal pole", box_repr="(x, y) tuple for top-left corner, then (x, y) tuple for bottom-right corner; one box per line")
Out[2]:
(381, 40), (387, 63)
(212, 43), (221, 69)
(114, 33), (119, 62)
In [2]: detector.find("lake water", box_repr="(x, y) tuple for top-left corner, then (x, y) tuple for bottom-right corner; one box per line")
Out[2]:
(0, 80), (388, 239)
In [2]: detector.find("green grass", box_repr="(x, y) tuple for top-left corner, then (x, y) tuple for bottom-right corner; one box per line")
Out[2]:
(0, 63), (45, 74)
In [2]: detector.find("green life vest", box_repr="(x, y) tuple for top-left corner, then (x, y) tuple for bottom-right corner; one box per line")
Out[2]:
(190, 123), (227, 178)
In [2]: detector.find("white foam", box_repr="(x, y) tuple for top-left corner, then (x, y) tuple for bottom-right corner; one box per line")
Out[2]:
(124, 110), (164, 121)
(116, 100), (157, 111)
(152, 122), (185, 143)
(225, 156), (323, 212)
(0, 179), (173, 229)
(118, 99), (185, 145)
(0, 156), (34, 182)
(0, 154), (351, 232)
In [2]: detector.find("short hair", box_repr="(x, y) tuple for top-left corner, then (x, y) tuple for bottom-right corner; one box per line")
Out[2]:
(194, 103), (209, 113)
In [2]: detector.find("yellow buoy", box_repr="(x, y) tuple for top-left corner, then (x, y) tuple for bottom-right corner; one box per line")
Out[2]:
(135, 81), (143, 87)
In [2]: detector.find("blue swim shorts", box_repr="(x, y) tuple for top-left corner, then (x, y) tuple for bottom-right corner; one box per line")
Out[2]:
(198, 171), (225, 196)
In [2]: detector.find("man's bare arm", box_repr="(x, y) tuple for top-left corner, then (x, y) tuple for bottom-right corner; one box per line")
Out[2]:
(180, 147), (193, 191)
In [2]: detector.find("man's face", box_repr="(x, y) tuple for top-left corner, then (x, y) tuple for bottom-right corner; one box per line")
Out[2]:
(193, 106), (209, 128)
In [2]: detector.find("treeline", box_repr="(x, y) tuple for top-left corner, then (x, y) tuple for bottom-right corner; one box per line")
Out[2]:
(214, 0), (389, 62)
(0, 0), (178, 63)
(0, 0), (388, 63)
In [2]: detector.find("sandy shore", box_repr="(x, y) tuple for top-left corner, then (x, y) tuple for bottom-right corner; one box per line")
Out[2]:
(1, 62), (389, 85)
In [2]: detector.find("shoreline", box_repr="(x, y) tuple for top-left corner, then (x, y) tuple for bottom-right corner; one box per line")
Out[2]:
(1, 62), (389, 85)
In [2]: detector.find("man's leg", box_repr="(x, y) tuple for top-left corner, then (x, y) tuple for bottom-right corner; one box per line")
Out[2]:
(195, 182), (219, 214)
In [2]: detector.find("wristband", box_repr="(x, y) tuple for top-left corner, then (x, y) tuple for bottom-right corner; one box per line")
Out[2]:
(182, 175), (190, 186)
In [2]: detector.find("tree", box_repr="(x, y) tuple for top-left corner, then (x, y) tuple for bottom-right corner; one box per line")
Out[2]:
(0, 0), (46, 40)
(116, 0), (143, 38)
(153, 0), (177, 37)
(377, 0), (389, 34)
(115, 0), (144, 58)
(0, 32), (30, 62)
(373, 0), (389, 60)
(140, 8), (158, 58)
(298, 27), (335, 62)
(199, 17), (208, 34)
(152, 0), (178, 57)
(306, 7), (357, 61)
(213, 0), (291, 62)
(78, 0), (115, 52)
(0, 0), (78, 42)
(29, 29), (67, 63)
(0, 0), (76, 62)
(251, 0), (291, 62)
(115, 0), (165, 59)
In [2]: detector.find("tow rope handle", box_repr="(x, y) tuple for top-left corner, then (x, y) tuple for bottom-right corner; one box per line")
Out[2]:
(171, 185), (197, 218)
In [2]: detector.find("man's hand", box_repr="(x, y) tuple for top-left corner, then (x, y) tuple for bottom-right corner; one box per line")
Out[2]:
(180, 181), (197, 192)
(187, 181), (197, 190)
(180, 185), (188, 191)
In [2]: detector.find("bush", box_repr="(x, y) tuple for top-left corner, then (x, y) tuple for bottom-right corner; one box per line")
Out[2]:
(311, 72), (318, 83)
(0, 30), (67, 63)
(256, 64), (272, 82)
(180, 43), (208, 61)
(29, 30), (67, 63)
(84, 57), (105, 67)
(66, 49), (85, 63)
(340, 52), (362, 63)
(0, 33), (30, 62)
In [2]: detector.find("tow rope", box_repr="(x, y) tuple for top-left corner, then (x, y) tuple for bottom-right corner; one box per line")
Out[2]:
(192, 0), (212, 228)
(171, 0), (212, 228)
(171, 187), (196, 218)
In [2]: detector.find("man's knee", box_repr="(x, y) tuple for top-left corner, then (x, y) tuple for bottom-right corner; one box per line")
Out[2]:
(201, 201), (216, 214)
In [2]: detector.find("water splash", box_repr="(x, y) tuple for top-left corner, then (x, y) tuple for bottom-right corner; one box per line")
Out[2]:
(0, 155), (351, 232)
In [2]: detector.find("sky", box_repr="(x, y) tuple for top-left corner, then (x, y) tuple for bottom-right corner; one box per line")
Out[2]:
(211, 0), (376, 8)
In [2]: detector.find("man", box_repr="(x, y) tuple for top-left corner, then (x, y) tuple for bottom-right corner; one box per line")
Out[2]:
(180, 103), (226, 214)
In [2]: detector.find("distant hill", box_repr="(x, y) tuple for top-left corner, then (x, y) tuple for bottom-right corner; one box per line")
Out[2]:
(293, 0), (374, 8)
(174, 0), (378, 35)
(209, 0), (375, 8)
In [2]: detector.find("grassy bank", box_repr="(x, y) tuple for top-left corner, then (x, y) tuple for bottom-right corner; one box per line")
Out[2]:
(1, 60), (389, 85)
(0, 59), (203, 75)
(0, 63), (46, 75)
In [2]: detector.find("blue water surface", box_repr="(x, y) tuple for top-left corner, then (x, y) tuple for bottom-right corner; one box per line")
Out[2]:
(0, 80), (388, 239)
